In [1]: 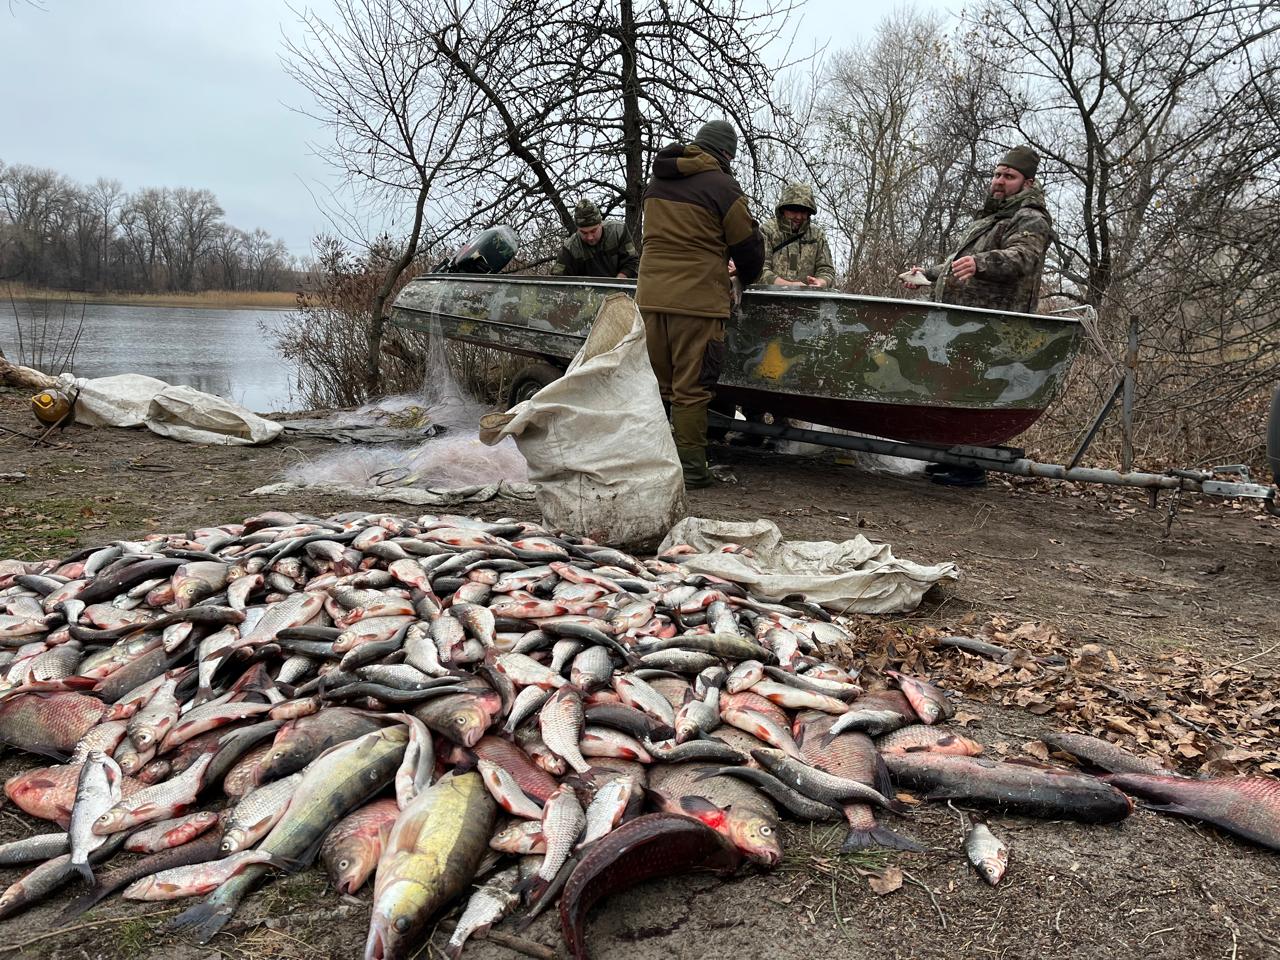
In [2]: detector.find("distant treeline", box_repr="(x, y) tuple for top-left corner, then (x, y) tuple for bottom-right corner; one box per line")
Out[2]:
(0, 161), (300, 294)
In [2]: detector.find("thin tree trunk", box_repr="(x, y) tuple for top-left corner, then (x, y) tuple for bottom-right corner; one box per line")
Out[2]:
(619, 0), (644, 245)
(366, 177), (431, 395)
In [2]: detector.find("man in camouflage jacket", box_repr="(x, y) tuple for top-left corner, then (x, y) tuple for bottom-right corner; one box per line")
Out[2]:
(903, 145), (1054, 488)
(551, 199), (640, 278)
(636, 120), (764, 489)
(757, 182), (837, 288)
(906, 145), (1053, 314)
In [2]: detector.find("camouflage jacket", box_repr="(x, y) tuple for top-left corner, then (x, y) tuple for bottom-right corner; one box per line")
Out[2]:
(925, 185), (1053, 313)
(551, 220), (640, 278)
(757, 184), (837, 286)
(636, 143), (764, 319)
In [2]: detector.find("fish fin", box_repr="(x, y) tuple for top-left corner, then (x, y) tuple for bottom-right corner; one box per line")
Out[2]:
(873, 754), (894, 798)
(74, 860), (95, 886)
(510, 873), (546, 905)
(679, 794), (727, 827)
(840, 824), (924, 853)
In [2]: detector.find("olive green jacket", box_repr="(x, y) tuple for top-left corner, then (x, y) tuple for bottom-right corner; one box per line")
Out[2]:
(550, 220), (639, 278)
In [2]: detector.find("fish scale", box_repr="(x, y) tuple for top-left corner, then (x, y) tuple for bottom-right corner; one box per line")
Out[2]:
(221, 773), (303, 852)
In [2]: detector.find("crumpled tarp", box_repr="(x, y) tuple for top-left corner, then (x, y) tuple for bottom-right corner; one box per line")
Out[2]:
(659, 516), (959, 614)
(56, 373), (282, 446)
(249, 479), (537, 507)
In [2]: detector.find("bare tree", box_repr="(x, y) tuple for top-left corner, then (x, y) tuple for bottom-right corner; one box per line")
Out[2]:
(968, 0), (1280, 467)
(285, 0), (803, 393)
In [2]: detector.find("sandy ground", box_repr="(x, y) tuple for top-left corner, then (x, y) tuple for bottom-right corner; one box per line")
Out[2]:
(1, 391), (1278, 960)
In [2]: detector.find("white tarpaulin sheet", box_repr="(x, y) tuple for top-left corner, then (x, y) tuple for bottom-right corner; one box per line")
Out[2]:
(479, 293), (685, 548)
(56, 374), (283, 445)
(660, 516), (959, 614)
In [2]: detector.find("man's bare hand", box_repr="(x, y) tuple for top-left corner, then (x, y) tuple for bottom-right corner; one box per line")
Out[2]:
(950, 256), (977, 282)
(805, 276), (829, 288)
(773, 277), (806, 287)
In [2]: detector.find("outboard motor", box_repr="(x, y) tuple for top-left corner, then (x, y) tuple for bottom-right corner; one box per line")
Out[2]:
(440, 225), (519, 274)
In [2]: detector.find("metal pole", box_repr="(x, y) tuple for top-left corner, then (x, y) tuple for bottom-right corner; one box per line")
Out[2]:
(1122, 315), (1138, 472)
(709, 415), (1278, 509)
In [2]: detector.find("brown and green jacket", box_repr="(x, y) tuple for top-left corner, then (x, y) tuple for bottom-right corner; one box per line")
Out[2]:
(757, 183), (837, 286)
(636, 144), (764, 319)
(550, 220), (639, 278)
(925, 185), (1054, 313)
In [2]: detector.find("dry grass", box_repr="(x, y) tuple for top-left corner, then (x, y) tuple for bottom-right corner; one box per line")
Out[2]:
(4, 284), (298, 310)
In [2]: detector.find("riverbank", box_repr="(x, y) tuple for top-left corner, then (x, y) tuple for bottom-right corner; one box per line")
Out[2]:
(3, 284), (298, 310)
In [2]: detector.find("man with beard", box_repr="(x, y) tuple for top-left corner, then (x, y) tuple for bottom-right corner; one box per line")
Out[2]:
(903, 145), (1054, 487)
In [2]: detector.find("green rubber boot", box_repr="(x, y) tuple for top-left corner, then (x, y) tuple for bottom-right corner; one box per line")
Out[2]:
(672, 403), (713, 489)
(677, 445), (713, 489)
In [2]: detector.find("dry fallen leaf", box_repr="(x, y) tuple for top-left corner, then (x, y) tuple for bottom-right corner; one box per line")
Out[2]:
(866, 866), (903, 896)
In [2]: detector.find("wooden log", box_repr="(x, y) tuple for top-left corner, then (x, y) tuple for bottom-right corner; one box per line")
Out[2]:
(0, 358), (58, 391)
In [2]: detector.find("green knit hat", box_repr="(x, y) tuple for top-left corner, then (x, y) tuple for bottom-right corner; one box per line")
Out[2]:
(693, 120), (737, 160)
(574, 199), (602, 227)
(999, 145), (1039, 180)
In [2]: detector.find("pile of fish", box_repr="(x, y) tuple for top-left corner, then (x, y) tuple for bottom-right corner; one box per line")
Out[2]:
(0, 510), (1276, 959)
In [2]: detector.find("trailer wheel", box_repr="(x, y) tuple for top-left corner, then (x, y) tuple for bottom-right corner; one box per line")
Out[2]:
(507, 362), (564, 408)
(1268, 383), (1280, 484)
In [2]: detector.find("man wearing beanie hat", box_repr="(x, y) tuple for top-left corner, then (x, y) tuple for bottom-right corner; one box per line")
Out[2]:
(550, 199), (640, 278)
(902, 144), (1055, 488)
(636, 120), (765, 489)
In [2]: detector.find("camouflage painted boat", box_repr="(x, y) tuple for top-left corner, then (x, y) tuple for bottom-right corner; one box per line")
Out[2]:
(389, 274), (1083, 446)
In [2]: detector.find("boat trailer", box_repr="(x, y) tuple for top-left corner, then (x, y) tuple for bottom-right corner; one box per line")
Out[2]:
(709, 413), (1280, 516)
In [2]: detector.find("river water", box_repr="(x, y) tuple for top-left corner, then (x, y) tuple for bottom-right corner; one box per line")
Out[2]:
(1, 301), (299, 412)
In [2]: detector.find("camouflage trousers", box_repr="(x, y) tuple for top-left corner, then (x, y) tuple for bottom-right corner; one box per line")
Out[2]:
(641, 311), (726, 408)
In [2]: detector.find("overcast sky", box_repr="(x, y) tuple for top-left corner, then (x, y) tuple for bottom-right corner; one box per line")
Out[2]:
(0, 0), (961, 257)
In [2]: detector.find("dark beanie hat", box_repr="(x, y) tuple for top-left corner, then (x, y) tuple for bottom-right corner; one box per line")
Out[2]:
(574, 199), (602, 227)
(693, 120), (737, 160)
(1000, 145), (1039, 180)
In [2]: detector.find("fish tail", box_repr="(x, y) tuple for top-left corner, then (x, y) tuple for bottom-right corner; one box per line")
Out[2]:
(59, 886), (108, 923)
(73, 859), (95, 885)
(840, 824), (924, 853)
(167, 865), (265, 944)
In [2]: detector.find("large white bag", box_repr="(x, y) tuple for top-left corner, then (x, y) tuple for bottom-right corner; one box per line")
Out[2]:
(55, 373), (282, 445)
(479, 293), (685, 548)
(144, 384), (283, 445)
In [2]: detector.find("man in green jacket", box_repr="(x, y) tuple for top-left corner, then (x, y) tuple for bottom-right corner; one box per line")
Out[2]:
(551, 199), (640, 278)
(757, 182), (837, 288)
(636, 120), (765, 489)
(904, 145), (1055, 487)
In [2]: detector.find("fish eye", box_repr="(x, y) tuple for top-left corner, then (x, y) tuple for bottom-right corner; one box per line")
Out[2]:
(339, 859), (350, 870)
(759, 825), (773, 836)
(454, 716), (466, 725)
(394, 916), (411, 932)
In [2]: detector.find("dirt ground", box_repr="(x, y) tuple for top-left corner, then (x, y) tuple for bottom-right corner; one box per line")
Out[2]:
(1, 390), (1278, 960)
